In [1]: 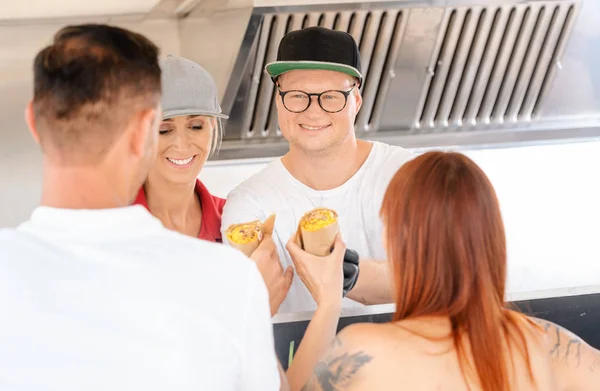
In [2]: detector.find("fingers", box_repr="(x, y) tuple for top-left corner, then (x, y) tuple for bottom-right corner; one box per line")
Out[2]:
(283, 266), (294, 292)
(288, 233), (345, 258)
(331, 233), (347, 259)
(285, 236), (302, 259)
(269, 266), (295, 317)
(343, 259), (360, 277)
(256, 232), (274, 252)
(261, 235), (284, 276)
(253, 234), (277, 261)
(286, 237), (311, 281)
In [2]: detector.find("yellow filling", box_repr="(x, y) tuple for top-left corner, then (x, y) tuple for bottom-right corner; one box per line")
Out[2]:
(301, 209), (337, 232)
(227, 223), (261, 244)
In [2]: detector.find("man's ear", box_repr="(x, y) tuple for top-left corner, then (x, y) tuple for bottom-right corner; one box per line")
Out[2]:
(25, 100), (41, 145)
(354, 88), (363, 113)
(129, 108), (158, 157)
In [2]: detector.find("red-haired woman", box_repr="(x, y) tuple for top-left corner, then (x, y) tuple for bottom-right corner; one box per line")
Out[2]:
(299, 151), (600, 391)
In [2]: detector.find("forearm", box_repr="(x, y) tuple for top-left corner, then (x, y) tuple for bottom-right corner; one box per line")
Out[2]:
(278, 361), (291, 391)
(346, 259), (393, 305)
(286, 302), (341, 391)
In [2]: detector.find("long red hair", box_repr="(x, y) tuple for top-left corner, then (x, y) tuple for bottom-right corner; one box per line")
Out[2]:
(380, 151), (536, 391)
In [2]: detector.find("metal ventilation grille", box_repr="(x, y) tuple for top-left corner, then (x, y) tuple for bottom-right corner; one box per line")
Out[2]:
(415, 2), (577, 129)
(240, 9), (406, 139)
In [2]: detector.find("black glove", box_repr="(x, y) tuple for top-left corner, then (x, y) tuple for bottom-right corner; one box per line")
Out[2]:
(342, 249), (360, 297)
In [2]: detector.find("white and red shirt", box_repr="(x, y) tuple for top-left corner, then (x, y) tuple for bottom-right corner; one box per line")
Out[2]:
(134, 179), (226, 243)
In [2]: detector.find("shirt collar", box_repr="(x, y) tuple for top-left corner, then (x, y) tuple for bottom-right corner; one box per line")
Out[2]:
(20, 205), (164, 239)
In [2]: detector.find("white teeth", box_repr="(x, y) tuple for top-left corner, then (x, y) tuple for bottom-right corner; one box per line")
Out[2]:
(167, 157), (193, 165)
(300, 124), (329, 130)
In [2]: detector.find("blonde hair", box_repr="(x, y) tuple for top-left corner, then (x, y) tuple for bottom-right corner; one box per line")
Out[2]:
(209, 117), (224, 158)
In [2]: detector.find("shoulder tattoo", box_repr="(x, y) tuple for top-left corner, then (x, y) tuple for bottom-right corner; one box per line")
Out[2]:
(301, 336), (373, 391)
(533, 318), (592, 370)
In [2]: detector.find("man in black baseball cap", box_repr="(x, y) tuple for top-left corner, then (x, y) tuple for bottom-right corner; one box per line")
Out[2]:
(222, 24), (414, 347)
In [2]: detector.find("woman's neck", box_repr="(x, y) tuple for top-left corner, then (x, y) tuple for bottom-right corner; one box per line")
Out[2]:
(143, 175), (202, 237)
(394, 316), (453, 341)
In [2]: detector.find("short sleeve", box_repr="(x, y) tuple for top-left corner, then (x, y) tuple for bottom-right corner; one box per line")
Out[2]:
(240, 266), (280, 390)
(214, 196), (226, 217)
(368, 147), (416, 260)
(221, 186), (266, 245)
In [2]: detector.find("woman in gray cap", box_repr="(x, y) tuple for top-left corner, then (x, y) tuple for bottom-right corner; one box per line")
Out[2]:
(134, 55), (226, 242)
(134, 55), (293, 316)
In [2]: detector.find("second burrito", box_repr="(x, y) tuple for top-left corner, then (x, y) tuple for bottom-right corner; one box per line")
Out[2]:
(225, 214), (276, 257)
(297, 207), (340, 256)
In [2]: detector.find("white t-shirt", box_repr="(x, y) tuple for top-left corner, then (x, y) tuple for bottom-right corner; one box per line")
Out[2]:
(0, 206), (279, 391)
(221, 141), (415, 314)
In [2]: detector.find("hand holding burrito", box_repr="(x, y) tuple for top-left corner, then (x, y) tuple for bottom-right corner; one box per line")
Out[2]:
(287, 233), (346, 307)
(226, 214), (293, 316)
(294, 207), (361, 298)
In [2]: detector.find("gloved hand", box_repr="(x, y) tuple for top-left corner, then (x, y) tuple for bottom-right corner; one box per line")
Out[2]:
(342, 249), (360, 297)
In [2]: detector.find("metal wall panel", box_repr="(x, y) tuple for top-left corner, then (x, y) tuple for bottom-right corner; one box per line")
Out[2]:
(214, 0), (598, 160)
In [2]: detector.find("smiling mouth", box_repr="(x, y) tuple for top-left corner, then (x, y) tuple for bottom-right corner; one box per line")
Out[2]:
(166, 156), (195, 166)
(299, 124), (331, 130)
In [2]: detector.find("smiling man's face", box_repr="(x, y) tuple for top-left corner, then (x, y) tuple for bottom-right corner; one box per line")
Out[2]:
(275, 69), (362, 154)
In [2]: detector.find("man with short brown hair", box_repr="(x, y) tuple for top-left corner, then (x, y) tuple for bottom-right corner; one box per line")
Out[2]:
(0, 24), (281, 390)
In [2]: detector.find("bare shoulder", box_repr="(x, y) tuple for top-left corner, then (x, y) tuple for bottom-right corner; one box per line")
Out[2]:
(336, 322), (387, 340)
(529, 316), (600, 388)
(529, 316), (590, 356)
(300, 324), (380, 391)
(334, 322), (409, 349)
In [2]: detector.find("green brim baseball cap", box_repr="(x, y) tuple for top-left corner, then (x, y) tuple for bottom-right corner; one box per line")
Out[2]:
(266, 61), (362, 81)
(265, 26), (363, 84)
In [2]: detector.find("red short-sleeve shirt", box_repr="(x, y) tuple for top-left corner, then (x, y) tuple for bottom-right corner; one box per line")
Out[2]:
(134, 179), (226, 243)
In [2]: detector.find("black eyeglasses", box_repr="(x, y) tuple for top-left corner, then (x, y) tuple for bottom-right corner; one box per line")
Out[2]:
(277, 85), (357, 113)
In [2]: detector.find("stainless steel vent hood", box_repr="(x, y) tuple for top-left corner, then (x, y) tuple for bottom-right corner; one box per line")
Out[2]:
(174, 0), (600, 160)
(1, 0), (598, 162)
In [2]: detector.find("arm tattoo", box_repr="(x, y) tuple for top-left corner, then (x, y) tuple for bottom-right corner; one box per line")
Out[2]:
(301, 336), (373, 391)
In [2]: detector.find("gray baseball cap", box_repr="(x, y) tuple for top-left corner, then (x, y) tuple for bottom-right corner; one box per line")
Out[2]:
(159, 54), (229, 120)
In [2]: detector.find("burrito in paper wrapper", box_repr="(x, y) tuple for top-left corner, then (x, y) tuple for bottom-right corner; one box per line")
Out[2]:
(225, 214), (276, 257)
(297, 208), (340, 256)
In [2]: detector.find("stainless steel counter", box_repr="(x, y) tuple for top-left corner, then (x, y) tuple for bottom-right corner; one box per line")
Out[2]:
(273, 283), (600, 323)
